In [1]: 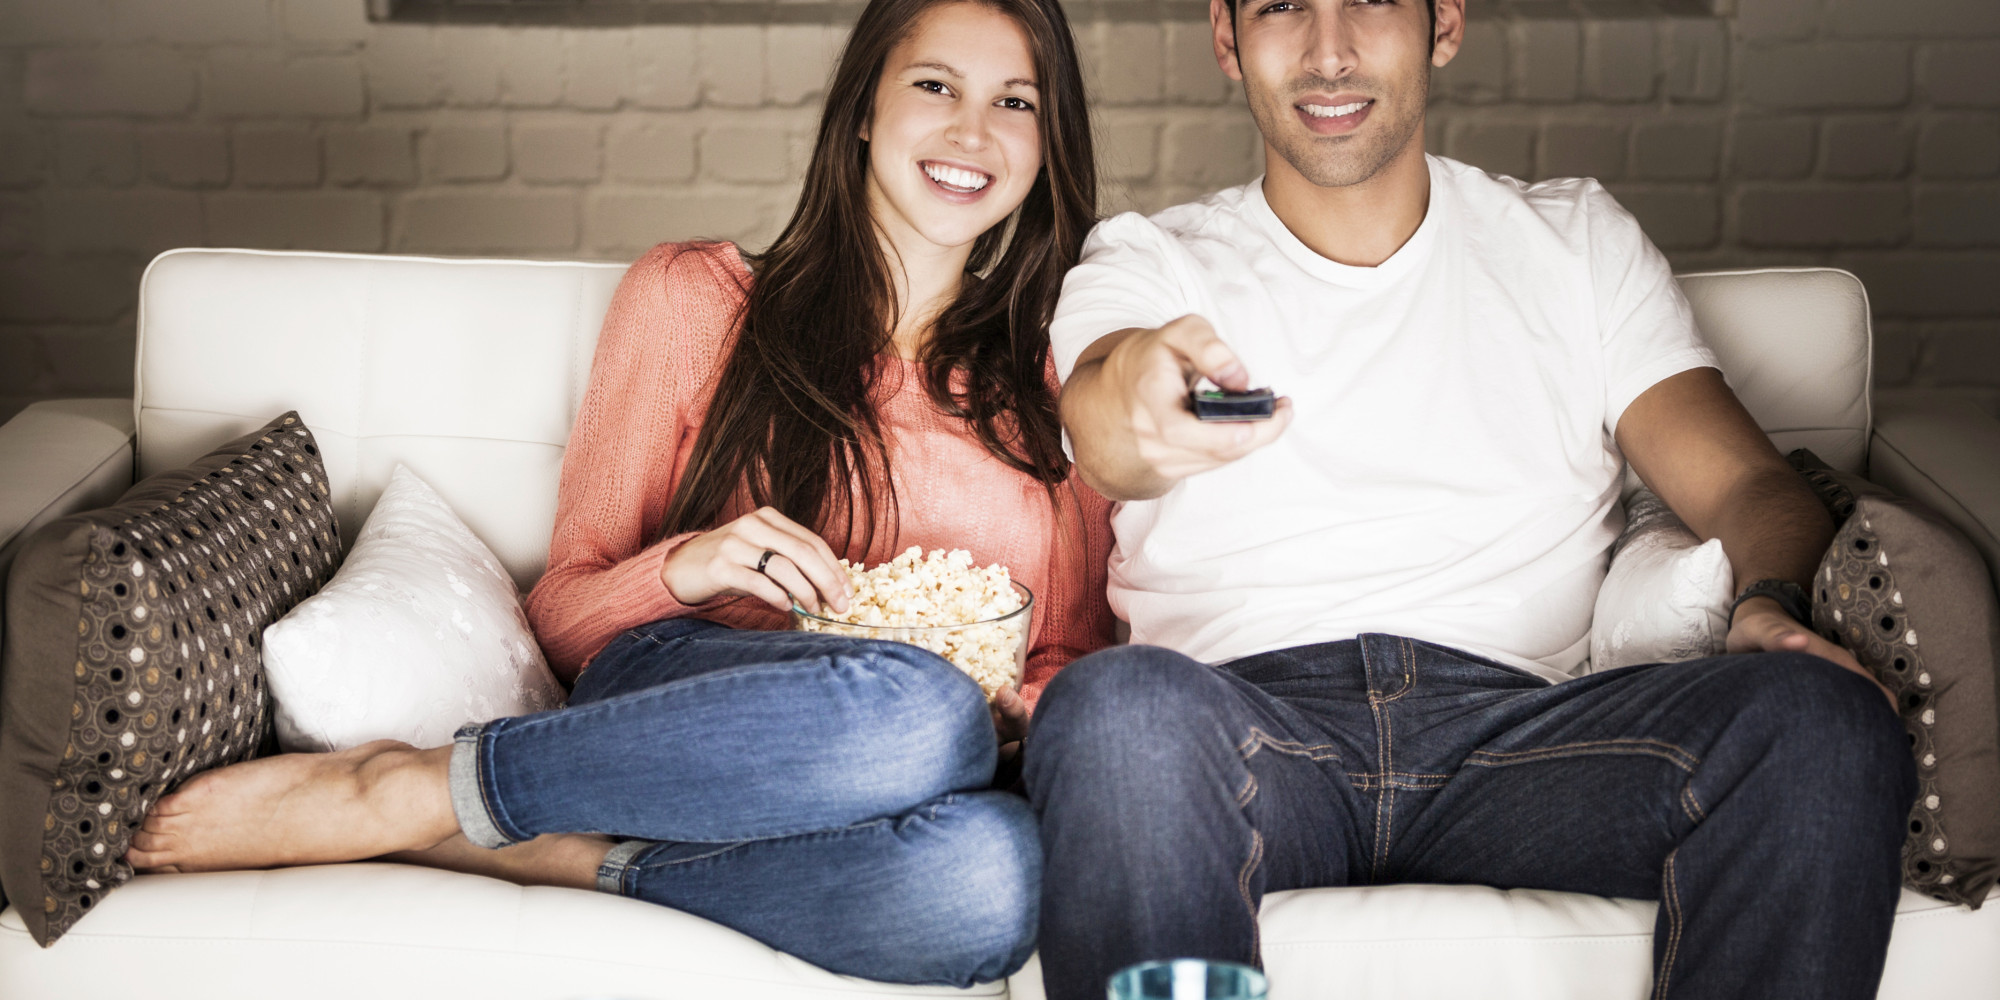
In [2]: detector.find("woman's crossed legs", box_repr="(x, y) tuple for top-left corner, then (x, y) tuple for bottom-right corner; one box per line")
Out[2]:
(127, 619), (1033, 984)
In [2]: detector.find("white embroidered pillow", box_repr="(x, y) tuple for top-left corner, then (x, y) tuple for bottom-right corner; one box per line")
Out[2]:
(262, 464), (563, 751)
(1589, 488), (1734, 673)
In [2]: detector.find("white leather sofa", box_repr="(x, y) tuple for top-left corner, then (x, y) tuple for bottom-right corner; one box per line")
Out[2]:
(2, 248), (1998, 999)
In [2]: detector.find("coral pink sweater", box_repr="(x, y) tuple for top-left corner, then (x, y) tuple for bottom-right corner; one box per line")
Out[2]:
(524, 242), (1118, 708)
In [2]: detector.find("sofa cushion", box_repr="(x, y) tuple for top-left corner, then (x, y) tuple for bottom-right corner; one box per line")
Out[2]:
(0, 413), (340, 945)
(262, 464), (564, 752)
(0, 865), (1989, 1000)
(1792, 451), (2000, 908)
(0, 864), (1006, 999)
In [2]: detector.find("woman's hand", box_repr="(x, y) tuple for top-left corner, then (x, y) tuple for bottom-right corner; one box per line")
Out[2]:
(993, 686), (1031, 763)
(661, 506), (852, 615)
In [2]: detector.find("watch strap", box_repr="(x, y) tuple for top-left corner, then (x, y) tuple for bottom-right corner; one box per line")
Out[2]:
(1731, 578), (1813, 629)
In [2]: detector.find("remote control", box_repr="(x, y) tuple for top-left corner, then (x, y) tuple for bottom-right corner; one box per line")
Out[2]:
(1189, 386), (1276, 421)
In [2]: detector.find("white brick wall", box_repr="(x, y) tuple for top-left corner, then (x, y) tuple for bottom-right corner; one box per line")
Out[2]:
(0, 0), (1996, 419)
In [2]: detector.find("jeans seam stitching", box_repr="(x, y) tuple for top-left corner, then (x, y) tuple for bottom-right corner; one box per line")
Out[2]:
(1235, 773), (1258, 808)
(639, 842), (749, 868)
(1464, 739), (1701, 771)
(1349, 775), (1450, 791)
(1237, 727), (1342, 763)
(1656, 849), (1684, 1000)
(1679, 784), (1707, 824)
(1376, 635), (1417, 703)
(1237, 828), (1265, 964)
(738, 813), (902, 847)
(1383, 639), (1412, 867)
(1467, 737), (1698, 759)
(1232, 735), (1269, 964)
(1464, 747), (1696, 772)
(1367, 639), (1406, 879)
(1370, 690), (1388, 879)
(1383, 773), (1397, 881)
(637, 805), (917, 868)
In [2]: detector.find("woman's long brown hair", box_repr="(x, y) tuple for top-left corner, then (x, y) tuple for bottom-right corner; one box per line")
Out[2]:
(660, 0), (1096, 553)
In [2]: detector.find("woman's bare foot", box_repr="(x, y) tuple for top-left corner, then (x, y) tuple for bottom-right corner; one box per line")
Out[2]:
(126, 740), (458, 873)
(384, 832), (617, 892)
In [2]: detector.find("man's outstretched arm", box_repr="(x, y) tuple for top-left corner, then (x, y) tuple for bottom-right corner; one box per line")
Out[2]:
(1061, 315), (1294, 501)
(1617, 367), (1888, 700)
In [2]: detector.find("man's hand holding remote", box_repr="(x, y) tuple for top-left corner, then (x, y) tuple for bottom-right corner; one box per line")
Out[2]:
(1060, 314), (1293, 501)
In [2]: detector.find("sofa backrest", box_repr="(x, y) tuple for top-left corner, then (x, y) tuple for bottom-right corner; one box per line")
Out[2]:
(133, 250), (1873, 590)
(136, 249), (625, 590)
(1677, 267), (1873, 474)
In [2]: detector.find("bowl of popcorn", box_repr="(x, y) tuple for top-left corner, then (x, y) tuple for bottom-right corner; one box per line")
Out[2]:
(792, 547), (1033, 700)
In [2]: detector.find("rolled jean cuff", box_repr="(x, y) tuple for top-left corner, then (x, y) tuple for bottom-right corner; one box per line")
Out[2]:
(596, 839), (652, 895)
(449, 723), (518, 850)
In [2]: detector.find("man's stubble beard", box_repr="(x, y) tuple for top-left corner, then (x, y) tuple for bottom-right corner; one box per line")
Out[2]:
(1244, 62), (1431, 189)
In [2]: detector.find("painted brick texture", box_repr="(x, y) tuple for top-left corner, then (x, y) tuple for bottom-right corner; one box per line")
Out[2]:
(0, 0), (1996, 420)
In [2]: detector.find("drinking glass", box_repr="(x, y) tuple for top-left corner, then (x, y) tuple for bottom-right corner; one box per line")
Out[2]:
(1106, 959), (1269, 1000)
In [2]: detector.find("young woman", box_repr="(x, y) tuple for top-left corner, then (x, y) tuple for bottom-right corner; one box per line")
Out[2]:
(124, 0), (1112, 985)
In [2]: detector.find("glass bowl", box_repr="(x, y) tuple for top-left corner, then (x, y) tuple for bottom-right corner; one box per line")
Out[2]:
(792, 581), (1034, 699)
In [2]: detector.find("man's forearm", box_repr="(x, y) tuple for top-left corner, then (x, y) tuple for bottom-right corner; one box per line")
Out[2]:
(1701, 465), (1835, 602)
(1703, 464), (1887, 692)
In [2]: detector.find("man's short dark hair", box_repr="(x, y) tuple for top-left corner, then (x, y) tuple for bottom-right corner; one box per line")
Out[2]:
(1223, 0), (1440, 42)
(1221, 0), (1439, 55)
(1224, 0), (1436, 14)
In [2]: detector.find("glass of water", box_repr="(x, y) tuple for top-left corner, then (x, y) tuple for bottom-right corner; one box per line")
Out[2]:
(1107, 959), (1269, 1000)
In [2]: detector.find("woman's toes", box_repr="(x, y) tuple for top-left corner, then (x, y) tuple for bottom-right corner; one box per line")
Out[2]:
(126, 841), (175, 872)
(125, 827), (184, 871)
(148, 788), (194, 816)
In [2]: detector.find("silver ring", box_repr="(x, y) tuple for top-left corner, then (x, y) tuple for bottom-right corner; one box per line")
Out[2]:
(755, 549), (778, 575)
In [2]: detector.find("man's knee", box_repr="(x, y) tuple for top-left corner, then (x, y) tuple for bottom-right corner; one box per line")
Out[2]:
(1723, 652), (1916, 806)
(1031, 645), (1223, 752)
(1026, 645), (1242, 806)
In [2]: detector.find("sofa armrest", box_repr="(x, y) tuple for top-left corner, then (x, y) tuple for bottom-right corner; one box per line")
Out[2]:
(0, 399), (136, 584)
(1868, 394), (2000, 597)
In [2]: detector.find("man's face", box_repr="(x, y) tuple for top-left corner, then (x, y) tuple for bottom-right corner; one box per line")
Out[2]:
(1216, 0), (1450, 188)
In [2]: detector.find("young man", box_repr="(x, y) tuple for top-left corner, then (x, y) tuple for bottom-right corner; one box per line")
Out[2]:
(1026, 2), (1915, 998)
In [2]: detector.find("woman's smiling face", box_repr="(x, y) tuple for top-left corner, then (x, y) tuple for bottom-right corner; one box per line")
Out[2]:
(862, 1), (1044, 256)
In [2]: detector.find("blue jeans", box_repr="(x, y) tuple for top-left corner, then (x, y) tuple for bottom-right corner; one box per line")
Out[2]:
(1025, 635), (1916, 1000)
(446, 618), (1039, 986)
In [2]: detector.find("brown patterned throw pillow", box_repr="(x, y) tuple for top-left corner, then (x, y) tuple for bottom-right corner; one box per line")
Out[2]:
(1790, 450), (2000, 908)
(0, 413), (340, 945)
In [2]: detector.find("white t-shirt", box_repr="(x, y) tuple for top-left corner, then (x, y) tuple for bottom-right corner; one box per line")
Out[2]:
(1050, 155), (1717, 683)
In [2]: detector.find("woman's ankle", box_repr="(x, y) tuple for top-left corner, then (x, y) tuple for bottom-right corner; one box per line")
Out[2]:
(351, 741), (461, 851)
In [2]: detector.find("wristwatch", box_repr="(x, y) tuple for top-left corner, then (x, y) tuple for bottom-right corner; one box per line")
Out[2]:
(1730, 578), (1813, 629)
